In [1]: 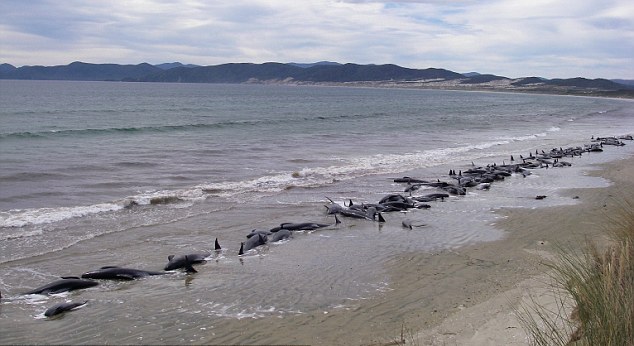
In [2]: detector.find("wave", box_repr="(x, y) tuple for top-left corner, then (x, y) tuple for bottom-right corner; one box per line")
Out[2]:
(0, 203), (124, 229)
(1, 172), (70, 182)
(200, 136), (530, 198)
(0, 123), (222, 140)
(0, 111), (399, 141)
(0, 186), (209, 228)
(2, 229), (44, 241)
(495, 126), (563, 143)
(0, 128), (556, 229)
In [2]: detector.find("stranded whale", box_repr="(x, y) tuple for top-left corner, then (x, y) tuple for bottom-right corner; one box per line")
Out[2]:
(164, 238), (222, 272)
(81, 266), (168, 280)
(269, 229), (292, 242)
(44, 300), (88, 317)
(24, 277), (98, 295)
(239, 233), (268, 255)
(269, 215), (341, 232)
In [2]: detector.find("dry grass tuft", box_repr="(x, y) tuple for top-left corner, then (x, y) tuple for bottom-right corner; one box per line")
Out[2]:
(519, 197), (634, 346)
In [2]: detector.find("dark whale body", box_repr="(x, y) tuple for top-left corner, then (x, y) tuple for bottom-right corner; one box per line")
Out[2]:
(270, 221), (334, 232)
(393, 177), (428, 184)
(164, 254), (207, 272)
(246, 229), (272, 238)
(412, 193), (450, 202)
(24, 277), (98, 295)
(44, 300), (88, 317)
(269, 229), (291, 242)
(81, 267), (167, 280)
(338, 207), (386, 222)
(164, 238), (222, 272)
(239, 233), (268, 255)
(276, 222), (330, 231)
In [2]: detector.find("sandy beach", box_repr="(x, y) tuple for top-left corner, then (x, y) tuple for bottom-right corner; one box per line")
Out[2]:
(187, 150), (634, 346)
(393, 153), (634, 345)
(178, 150), (634, 346)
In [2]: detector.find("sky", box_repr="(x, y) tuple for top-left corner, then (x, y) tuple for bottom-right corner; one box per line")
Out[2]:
(1, 0), (633, 79)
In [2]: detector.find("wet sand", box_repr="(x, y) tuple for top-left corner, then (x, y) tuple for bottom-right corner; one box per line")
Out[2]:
(6, 152), (626, 345)
(190, 153), (634, 346)
(405, 153), (634, 345)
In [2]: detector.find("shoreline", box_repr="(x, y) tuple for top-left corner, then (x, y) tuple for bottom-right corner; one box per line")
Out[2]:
(3, 78), (633, 100)
(402, 152), (634, 345)
(198, 145), (634, 346)
(245, 79), (634, 100)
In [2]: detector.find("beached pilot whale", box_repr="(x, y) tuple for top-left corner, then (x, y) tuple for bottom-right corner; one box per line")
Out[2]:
(44, 300), (88, 317)
(239, 233), (268, 255)
(24, 277), (99, 295)
(324, 197), (346, 215)
(164, 255), (203, 273)
(324, 199), (386, 222)
(81, 266), (168, 280)
(164, 238), (222, 272)
(269, 228), (291, 242)
(246, 229), (272, 238)
(269, 214), (341, 232)
(340, 205), (386, 222)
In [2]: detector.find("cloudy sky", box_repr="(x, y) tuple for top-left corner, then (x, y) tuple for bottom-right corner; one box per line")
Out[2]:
(1, 0), (632, 79)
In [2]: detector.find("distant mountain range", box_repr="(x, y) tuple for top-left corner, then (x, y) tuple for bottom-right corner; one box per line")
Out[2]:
(1, 61), (632, 97)
(0, 62), (159, 81)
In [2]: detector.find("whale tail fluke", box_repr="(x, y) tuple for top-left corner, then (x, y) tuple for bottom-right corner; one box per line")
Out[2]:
(334, 214), (341, 225)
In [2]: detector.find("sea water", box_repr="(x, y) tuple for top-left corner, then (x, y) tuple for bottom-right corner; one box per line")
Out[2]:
(1, 80), (633, 344)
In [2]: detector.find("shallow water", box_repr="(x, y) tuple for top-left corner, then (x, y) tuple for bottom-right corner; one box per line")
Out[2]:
(1, 80), (633, 344)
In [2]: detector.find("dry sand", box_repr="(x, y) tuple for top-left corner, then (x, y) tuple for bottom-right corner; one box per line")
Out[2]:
(400, 153), (634, 346)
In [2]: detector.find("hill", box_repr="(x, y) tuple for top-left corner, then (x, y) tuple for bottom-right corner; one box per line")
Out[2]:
(154, 62), (200, 70)
(136, 62), (464, 83)
(0, 61), (161, 81)
(287, 61), (341, 68)
(0, 61), (632, 97)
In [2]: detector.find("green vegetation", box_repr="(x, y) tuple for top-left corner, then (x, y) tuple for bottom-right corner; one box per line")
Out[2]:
(520, 198), (634, 346)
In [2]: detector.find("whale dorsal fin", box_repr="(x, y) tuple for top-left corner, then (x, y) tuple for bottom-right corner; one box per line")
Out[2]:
(214, 238), (221, 250)
(184, 255), (198, 273)
(239, 242), (245, 256)
(377, 213), (386, 223)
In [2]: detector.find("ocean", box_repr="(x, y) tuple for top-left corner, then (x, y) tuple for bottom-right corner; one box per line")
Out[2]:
(1, 80), (633, 344)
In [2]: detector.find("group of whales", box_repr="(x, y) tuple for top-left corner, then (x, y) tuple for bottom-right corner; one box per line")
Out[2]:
(326, 136), (631, 228)
(14, 217), (343, 318)
(324, 135), (633, 235)
(5, 135), (630, 317)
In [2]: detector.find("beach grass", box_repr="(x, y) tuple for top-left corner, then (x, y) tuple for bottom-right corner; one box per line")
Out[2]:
(519, 197), (634, 346)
